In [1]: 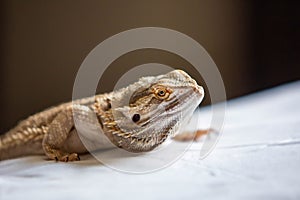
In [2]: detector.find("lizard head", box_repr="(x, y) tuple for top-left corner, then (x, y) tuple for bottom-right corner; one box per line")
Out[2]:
(96, 69), (204, 152)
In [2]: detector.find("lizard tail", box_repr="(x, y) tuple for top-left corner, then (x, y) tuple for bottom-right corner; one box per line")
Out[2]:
(0, 129), (44, 161)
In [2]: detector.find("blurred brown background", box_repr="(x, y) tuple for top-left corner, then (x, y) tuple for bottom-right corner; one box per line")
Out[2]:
(0, 0), (299, 133)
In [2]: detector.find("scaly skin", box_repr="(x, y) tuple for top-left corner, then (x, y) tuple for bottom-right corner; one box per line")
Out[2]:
(0, 70), (205, 161)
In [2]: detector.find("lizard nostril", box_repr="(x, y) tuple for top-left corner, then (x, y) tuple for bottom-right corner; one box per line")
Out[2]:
(193, 85), (204, 95)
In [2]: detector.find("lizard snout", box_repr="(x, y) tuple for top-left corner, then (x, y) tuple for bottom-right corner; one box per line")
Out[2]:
(193, 85), (204, 96)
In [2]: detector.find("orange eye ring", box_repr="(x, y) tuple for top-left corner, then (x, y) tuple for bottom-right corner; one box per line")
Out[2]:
(154, 86), (171, 99)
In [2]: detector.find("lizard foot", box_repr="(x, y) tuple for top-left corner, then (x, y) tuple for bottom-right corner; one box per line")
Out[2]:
(173, 128), (216, 142)
(44, 150), (80, 162)
(55, 153), (80, 162)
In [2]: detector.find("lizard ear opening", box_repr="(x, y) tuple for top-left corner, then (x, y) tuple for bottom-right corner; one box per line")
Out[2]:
(132, 114), (140, 122)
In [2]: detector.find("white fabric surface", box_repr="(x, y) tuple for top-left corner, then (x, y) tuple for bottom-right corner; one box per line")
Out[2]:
(1, 81), (300, 200)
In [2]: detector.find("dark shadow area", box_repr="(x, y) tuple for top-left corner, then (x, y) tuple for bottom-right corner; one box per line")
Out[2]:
(0, 0), (299, 133)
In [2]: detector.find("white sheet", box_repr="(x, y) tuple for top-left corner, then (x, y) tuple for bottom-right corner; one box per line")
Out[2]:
(1, 81), (300, 200)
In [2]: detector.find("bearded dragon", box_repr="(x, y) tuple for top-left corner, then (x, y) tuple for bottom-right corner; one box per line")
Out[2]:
(0, 70), (208, 162)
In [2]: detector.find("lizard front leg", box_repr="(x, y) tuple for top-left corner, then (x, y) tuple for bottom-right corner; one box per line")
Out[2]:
(42, 108), (80, 162)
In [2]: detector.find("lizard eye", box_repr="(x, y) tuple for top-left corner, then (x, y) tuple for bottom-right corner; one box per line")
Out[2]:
(154, 86), (171, 99)
(132, 114), (140, 122)
(158, 89), (166, 96)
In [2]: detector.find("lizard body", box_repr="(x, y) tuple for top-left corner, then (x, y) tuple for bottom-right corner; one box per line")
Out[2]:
(0, 70), (205, 161)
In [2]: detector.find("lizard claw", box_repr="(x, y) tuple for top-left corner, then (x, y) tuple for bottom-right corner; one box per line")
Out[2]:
(60, 153), (80, 162)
